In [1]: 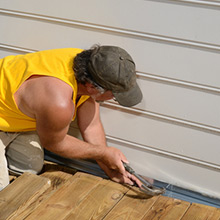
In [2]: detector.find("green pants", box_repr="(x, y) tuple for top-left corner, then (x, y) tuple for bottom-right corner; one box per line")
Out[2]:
(0, 131), (44, 190)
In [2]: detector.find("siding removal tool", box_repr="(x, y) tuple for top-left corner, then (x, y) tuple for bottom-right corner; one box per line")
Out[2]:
(123, 162), (165, 196)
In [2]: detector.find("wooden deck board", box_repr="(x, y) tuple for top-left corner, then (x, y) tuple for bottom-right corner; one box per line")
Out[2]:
(9, 162), (76, 220)
(103, 187), (159, 220)
(64, 179), (129, 220)
(40, 161), (77, 190)
(1, 162), (220, 220)
(25, 172), (102, 220)
(181, 203), (220, 220)
(142, 196), (190, 220)
(0, 173), (51, 220)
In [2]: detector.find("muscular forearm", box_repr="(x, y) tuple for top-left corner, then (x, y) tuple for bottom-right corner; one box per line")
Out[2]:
(43, 134), (105, 161)
(80, 121), (107, 148)
(77, 97), (107, 148)
(43, 132), (140, 187)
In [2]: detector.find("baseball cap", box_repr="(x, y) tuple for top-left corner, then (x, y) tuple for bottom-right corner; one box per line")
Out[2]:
(88, 46), (143, 107)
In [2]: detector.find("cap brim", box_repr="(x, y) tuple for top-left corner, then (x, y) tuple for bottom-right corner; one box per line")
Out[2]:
(113, 83), (143, 107)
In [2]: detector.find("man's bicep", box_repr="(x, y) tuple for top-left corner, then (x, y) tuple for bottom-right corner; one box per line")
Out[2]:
(35, 103), (74, 149)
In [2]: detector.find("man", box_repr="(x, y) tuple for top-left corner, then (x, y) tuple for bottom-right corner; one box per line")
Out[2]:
(0, 45), (143, 190)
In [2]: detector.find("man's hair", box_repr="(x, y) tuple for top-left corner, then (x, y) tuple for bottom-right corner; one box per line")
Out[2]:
(73, 45), (105, 93)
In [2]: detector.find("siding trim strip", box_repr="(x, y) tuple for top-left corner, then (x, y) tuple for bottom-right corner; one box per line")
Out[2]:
(170, 0), (220, 7)
(137, 72), (220, 94)
(1, 8), (220, 51)
(103, 102), (220, 134)
(0, 43), (36, 53)
(106, 135), (220, 171)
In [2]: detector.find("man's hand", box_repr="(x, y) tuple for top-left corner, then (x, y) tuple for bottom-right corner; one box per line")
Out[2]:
(97, 147), (142, 187)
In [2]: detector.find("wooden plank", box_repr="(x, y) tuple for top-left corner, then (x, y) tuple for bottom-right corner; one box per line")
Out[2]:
(40, 161), (77, 190)
(64, 179), (129, 220)
(142, 196), (190, 220)
(103, 187), (159, 220)
(25, 172), (102, 220)
(0, 172), (51, 220)
(181, 203), (220, 220)
(10, 162), (76, 220)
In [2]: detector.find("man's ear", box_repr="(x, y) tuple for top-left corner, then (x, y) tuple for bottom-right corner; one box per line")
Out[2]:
(85, 83), (98, 94)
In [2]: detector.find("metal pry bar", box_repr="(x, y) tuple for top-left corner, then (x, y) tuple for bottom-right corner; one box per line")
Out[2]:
(123, 162), (166, 196)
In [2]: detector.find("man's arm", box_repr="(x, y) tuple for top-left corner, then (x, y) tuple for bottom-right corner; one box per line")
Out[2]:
(36, 96), (136, 185)
(19, 77), (104, 161)
(35, 97), (105, 161)
(76, 98), (141, 186)
(19, 76), (139, 186)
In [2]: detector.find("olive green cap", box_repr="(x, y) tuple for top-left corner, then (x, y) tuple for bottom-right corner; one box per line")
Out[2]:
(88, 46), (142, 107)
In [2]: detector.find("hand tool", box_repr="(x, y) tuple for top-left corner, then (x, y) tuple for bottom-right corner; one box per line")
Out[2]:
(123, 162), (165, 196)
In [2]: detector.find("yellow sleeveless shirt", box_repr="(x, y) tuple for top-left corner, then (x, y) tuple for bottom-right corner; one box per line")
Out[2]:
(0, 48), (89, 132)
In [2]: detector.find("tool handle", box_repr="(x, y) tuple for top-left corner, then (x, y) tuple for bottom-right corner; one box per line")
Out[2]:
(122, 162), (135, 174)
(122, 161), (166, 196)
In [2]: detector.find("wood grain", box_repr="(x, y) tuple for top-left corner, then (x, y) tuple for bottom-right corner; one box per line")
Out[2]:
(2, 167), (220, 220)
(0, 173), (51, 220)
(40, 162), (76, 190)
(103, 187), (159, 220)
(10, 163), (75, 220)
(64, 179), (129, 220)
(142, 196), (190, 220)
(181, 203), (220, 220)
(25, 172), (102, 220)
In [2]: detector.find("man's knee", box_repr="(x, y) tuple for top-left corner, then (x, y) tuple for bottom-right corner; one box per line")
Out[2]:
(0, 147), (10, 190)
(6, 131), (44, 174)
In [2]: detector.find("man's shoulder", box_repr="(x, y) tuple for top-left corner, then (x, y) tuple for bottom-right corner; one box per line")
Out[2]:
(19, 75), (75, 119)
(35, 76), (74, 108)
(33, 77), (75, 128)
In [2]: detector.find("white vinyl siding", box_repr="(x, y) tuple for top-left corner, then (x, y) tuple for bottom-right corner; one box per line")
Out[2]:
(1, 0), (220, 199)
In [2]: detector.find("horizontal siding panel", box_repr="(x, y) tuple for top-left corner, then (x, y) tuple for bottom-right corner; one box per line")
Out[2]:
(1, 15), (220, 88)
(137, 78), (220, 128)
(109, 139), (220, 199)
(133, 42), (220, 89)
(100, 106), (220, 166)
(1, 0), (220, 46)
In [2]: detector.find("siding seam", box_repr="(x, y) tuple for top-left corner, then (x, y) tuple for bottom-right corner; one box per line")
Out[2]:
(0, 8), (220, 51)
(106, 135), (220, 171)
(165, 0), (220, 7)
(137, 72), (220, 94)
(68, 125), (220, 171)
(0, 43), (37, 53)
(102, 102), (220, 134)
